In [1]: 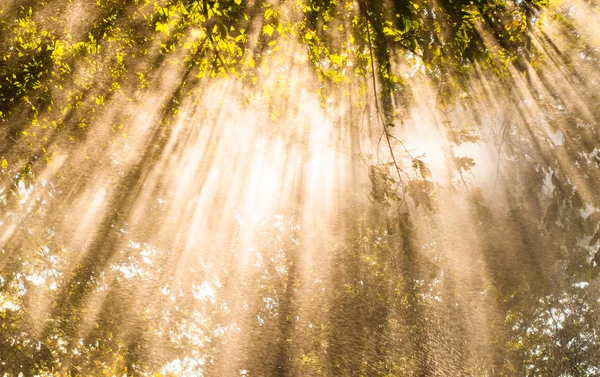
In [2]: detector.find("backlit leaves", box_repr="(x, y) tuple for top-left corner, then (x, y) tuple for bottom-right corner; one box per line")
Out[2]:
(445, 123), (481, 146)
(263, 24), (275, 37)
(454, 156), (476, 173)
(412, 158), (432, 179)
(407, 179), (438, 211)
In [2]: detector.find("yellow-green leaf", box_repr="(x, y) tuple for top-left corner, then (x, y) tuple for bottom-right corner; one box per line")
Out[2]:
(263, 24), (274, 36)
(264, 8), (274, 20)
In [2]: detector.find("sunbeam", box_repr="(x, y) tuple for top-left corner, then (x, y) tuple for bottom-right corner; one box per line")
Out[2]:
(1, 0), (599, 375)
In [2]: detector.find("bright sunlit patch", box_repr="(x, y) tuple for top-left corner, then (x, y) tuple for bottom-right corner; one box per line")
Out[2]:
(192, 282), (216, 303)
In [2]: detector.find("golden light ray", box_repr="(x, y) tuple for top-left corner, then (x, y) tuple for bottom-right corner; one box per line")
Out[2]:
(1, 0), (600, 374)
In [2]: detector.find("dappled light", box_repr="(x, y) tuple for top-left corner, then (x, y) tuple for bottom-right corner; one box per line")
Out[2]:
(0, 0), (599, 375)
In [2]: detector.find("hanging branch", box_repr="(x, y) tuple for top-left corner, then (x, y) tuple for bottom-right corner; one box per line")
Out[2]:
(362, 4), (405, 189)
(201, 0), (230, 74)
(362, 2), (440, 229)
